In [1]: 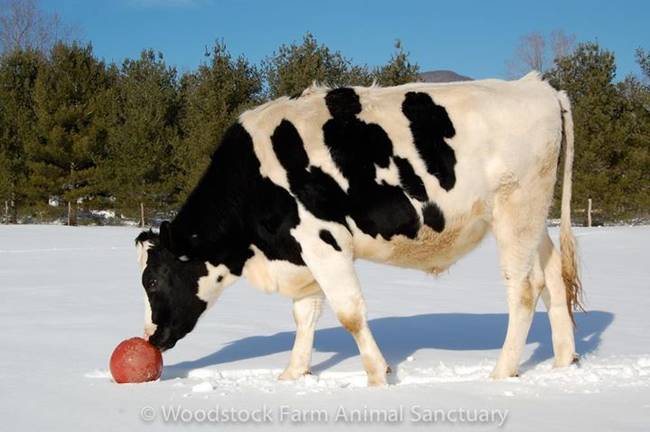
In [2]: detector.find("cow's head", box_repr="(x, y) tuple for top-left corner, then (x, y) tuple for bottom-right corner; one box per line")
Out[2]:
(135, 222), (237, 351)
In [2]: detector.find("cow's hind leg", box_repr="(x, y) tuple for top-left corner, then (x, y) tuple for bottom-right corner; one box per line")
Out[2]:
(538, 232), (577, 367)
(293, 223), (389, 386)
(490, 182), (549, 379)
(279, 289), (324, 380)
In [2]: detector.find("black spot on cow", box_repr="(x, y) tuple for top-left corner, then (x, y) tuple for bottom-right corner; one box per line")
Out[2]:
(135, 229), (158, 246)
(325, 87), (362, 118)
(319, 229), (342, 251)
(402, 92), (457, 191)
(422, 202), (445, 232)
(393, 156), (428, 202)
(271, 119), (349, 225)
(323, 87), (420, 240)
(168, 122), (304, 271)
(142, 122), (310, 350)
(271, 120), (309, 170)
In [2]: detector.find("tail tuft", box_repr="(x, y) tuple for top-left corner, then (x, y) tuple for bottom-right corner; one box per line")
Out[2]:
(560, 226), (584, 324)
(558, 91), (584, 324)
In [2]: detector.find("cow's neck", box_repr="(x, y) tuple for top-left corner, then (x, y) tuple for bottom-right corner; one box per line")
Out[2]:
(170, 123), (258, 274)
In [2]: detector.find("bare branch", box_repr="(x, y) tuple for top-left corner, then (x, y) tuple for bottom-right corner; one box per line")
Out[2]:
(507, 30), (577, 78)
(507, 32), (546, 78)
(550, 29), (576, 62)
(0, 0), (75, 54)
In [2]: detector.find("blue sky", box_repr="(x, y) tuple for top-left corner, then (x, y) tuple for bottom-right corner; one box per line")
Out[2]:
(43, 0), (648, 80)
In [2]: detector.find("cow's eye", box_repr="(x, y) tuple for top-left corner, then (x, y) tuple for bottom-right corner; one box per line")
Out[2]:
(148, 279), (157, 290)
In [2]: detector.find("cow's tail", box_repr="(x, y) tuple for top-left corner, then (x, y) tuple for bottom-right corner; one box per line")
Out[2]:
(557, 91), (583, 324)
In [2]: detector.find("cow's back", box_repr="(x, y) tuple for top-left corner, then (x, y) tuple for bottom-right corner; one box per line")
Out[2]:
(239, 74), (563, 272)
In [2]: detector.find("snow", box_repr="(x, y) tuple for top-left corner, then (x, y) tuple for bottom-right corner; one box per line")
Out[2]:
(1, 224), (649, 430)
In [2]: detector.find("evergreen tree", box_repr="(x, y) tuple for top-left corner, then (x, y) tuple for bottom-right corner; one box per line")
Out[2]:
(29, 42), (109, 225)
(0, 147), (12, 222)
(615, 75), (650, 218)
(0, 48), (44, 222)
(546, 42), (650, 220)
(372, 40), (419, 86)
(96, 49), (180, 226)
(263, 32), (371, 99)
(636, 48), (650, 82)
(177, 41), (262, 198)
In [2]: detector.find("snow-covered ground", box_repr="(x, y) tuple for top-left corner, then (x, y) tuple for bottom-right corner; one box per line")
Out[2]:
(1, 225), (649, 431)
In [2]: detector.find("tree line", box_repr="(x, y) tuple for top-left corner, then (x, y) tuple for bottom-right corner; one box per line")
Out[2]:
(0, 27), (648, 226)
(545, 45), (649, 222)
(0, 34), (419, 225)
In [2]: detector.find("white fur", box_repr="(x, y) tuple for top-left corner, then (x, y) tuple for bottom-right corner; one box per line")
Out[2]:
(242, 245), (316, 298)
(279, 290), (324, 380)
(374, 158), (400, 186)
(136, 241), (157, 338)
(136, 241), (151, 271)
(196, 263), (233, 307)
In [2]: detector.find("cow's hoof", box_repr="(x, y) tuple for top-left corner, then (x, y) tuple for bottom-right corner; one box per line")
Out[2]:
(367, 369), (389, 387)
(278, 368), (311, 381)
(367, 376), (388, 387)
(490, 368), (518, 380)
(553, 353), (579, 368)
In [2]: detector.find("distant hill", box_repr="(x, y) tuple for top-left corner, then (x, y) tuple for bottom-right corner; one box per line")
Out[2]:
(417, 70), (472, 83)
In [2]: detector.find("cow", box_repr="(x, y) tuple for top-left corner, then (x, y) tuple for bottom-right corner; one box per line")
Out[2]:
(135, 71), (582, 386)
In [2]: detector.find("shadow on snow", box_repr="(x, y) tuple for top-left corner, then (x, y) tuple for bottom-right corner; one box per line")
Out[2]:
(164, 311), (613, 380)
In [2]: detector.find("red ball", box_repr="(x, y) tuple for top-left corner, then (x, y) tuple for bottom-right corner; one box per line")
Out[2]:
(110, 337), (163, 384)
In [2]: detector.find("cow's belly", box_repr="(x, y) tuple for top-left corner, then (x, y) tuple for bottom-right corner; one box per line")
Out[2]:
(244, 200), (491, 298)
(243, 245), (318, 298)
(351, 200), (490, 274)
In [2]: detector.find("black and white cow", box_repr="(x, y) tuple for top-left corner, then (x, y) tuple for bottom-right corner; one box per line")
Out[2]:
(136, 72), (582, 386)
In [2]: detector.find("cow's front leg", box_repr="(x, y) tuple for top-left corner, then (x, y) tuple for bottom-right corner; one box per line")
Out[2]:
(279, 289), (324, 381)
(293, 224), (389, 386)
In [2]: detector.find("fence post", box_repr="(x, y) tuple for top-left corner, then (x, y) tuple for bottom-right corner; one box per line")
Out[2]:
(587, 198), (592, 227)
(67, 201), (77, 226)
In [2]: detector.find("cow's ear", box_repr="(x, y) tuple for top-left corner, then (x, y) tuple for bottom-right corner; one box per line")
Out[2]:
(159, 221), (173, 250)
(135, 229), (158, 246)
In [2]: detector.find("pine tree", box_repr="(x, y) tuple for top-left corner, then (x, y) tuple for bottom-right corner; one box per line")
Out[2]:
(177, 41), (262, 198)
(99, 50), (179, 226)
(263, 32), (371, 99)
(372, 40), (419, 86)
(29, 42), (109, 225)
(636, 48), (650, 82)
(96, 49), (180, 226)
(546, 42), (650, 221)
(0, 48), (44, 222)
(615, 75), (650, 218)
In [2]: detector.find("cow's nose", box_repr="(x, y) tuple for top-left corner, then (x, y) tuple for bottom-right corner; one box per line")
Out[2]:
(144, 323), (157, 340)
